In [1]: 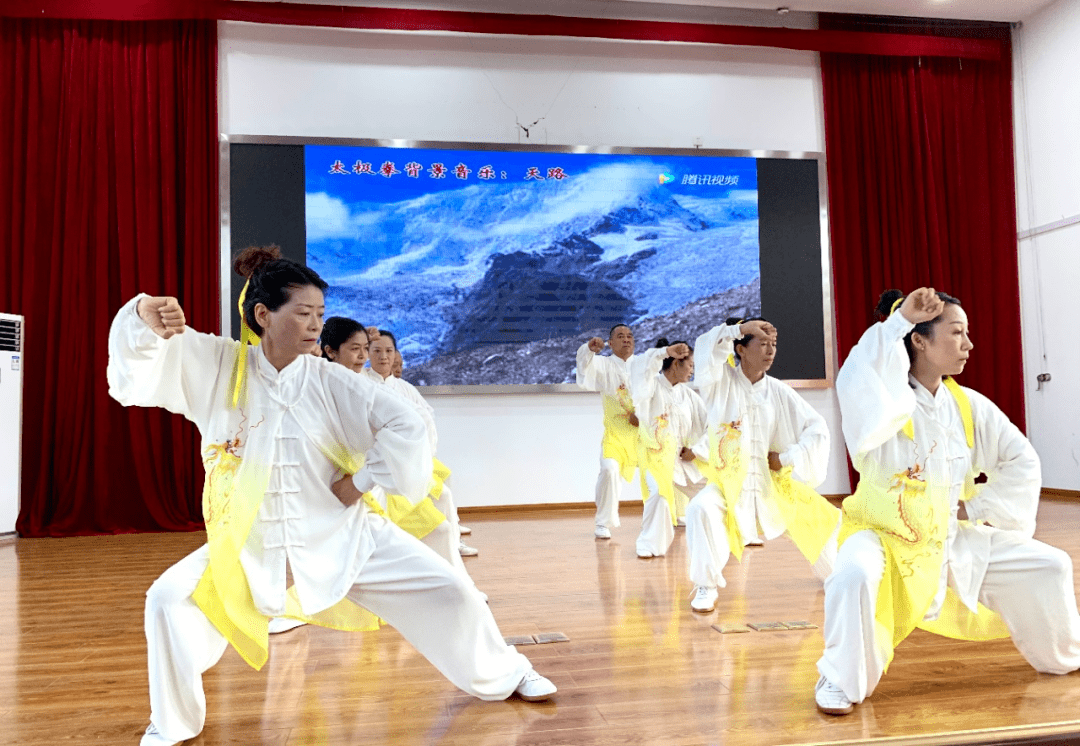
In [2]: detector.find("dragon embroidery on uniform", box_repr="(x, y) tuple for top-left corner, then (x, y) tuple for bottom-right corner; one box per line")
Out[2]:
(202, 410), (265, 528)
(713, 419), (742, 472)
(882, 440), (943, 547)
(643, 414), (671, 457)
(615, 383), (635, 420)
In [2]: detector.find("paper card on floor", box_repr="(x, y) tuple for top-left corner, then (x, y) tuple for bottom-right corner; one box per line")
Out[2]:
(712, 624), (751, 634)
(504, 635), (537, 646)
(747, 621), (788, 632)
(534, 632), (570, 644)
(781, 620), (819, 630)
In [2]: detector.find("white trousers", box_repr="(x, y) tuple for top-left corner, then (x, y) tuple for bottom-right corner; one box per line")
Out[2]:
(685, 484), (731, 589)
(145, 514), (532, 743)
(818, 528), (1080, 704)
(595, 457), (627, 529)
(425, 483), (466, 572)
(636, 477), (704, 557)
(684, 486), (839, 591)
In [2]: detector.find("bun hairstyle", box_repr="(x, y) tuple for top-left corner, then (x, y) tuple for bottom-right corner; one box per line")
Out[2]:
(655, 337), (693, 371)
(874, 289), (962, 362)
(233, 245), (328, 336)
(725, 316), (769, 362)
(320, 317), (367, 358)
(377, 329), (397, 350)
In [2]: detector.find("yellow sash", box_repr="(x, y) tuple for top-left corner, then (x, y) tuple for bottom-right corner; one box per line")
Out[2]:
(697, 420), (748, 560)
(767, 468), (840, 565)
(602, 385), (639, 481)
(380, 457), (450, 538)
(638, 414), (678, 524)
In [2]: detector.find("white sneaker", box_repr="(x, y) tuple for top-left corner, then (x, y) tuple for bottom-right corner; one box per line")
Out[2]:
(140, 723), (180, 746)
(594, 525), (611, 539)
(745, 536), (765, 547)
(676, 517), (687, 527)
(268, 617), (307, 635)
(690, 585), (718, 613)
(636, 549), (654, 558)
(815, 676), (854, 715)
(514, 669), (557, 701)
(459, 541), (479, 557)
(458, 525), (472, 535)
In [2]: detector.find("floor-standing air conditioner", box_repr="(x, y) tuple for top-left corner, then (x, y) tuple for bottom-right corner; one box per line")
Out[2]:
(0, 314), (23, 534)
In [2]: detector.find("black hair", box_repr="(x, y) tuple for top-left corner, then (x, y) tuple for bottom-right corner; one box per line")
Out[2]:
(655, 337), (693, 371)
(376, 329), (397, 350)
(874, 289), (962, 362)
(725, 316), (769, 362)
(609, 324), (632, 338)
(233, 245), (328, 337)
(320, 317), (367, 358)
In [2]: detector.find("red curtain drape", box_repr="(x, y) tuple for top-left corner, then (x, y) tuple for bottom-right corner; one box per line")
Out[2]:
(821, 17), (1024, 443)
(0, 18), (218, 536)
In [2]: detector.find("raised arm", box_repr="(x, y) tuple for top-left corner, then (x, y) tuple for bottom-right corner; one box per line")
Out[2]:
(630, 346), (676, 423)
(835, 310), (918, 466)
(965, 389), (1041, 537)
(693, 323), (741, 393)
(575, 337), (606, 390)
(106, 294), (235, 428)
(837, 289), (948, 466)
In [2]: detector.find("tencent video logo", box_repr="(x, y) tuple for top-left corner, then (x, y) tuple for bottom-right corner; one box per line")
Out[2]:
(658, 173), (676, 185)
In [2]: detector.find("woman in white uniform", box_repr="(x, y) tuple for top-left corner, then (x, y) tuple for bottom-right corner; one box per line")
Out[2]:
(685, 318), (838, 613)
(815, 287), (1080, 715)
(111, 246), (555, 746)
(365, 330), (479, 558)
(576, 324), (642, 539)
(633, 339), (708, 560)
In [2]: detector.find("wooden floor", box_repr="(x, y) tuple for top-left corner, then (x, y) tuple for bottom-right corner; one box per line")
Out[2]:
(5, 500), (1080, 746)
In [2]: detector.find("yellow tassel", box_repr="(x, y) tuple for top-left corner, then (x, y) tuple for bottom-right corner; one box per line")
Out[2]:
(230, 281), (260, 409)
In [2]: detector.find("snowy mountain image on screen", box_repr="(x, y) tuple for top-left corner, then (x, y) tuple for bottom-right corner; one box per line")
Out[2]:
(307, 160), (760, 386)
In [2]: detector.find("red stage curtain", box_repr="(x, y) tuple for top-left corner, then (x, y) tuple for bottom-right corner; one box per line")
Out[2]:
(0, 18), (218, 536)
(821, 17), (1024, 441)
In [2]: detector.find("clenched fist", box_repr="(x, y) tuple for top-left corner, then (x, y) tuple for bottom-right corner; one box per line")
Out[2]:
(899, 288), (946, 325)
(137, 296), (186, 339)
(331, 474), (363, 507)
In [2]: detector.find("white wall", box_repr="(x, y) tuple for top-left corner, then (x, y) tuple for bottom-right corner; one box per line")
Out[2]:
(1014, 1), (1080, 490)
(220, 17), (852, 507)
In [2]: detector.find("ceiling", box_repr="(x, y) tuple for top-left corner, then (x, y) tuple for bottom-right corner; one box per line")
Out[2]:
(273, 0), (1056, 24)
(603, 0), (1051, 23)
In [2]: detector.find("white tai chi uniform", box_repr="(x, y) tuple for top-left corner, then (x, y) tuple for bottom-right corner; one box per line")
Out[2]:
(818, 310), (1080, 704)
(108, 296), (533, 744)
(687, 324), (837, 590)
(632, 349), (708, 558)
(362, 367), (466, 572)
(575, 343), (643, 530)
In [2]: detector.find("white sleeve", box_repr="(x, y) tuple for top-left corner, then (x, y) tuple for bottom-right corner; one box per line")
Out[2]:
(327, 375), (432, 503)
(775, 384), (830, 488)
(835, 311), (917, 465)
(106, 294), (235, 430)
(693, 323), (741, 409)
(630, 347), (669, 421)
(396, 379), (439, 454)
(965, 389), (1041, 537)
(575, 342), (602, 390)
(693, 323), (741, 390)
(687, 387), (709, 447)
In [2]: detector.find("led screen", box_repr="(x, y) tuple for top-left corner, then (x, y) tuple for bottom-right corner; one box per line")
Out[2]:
(305, 144), (761, 386)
